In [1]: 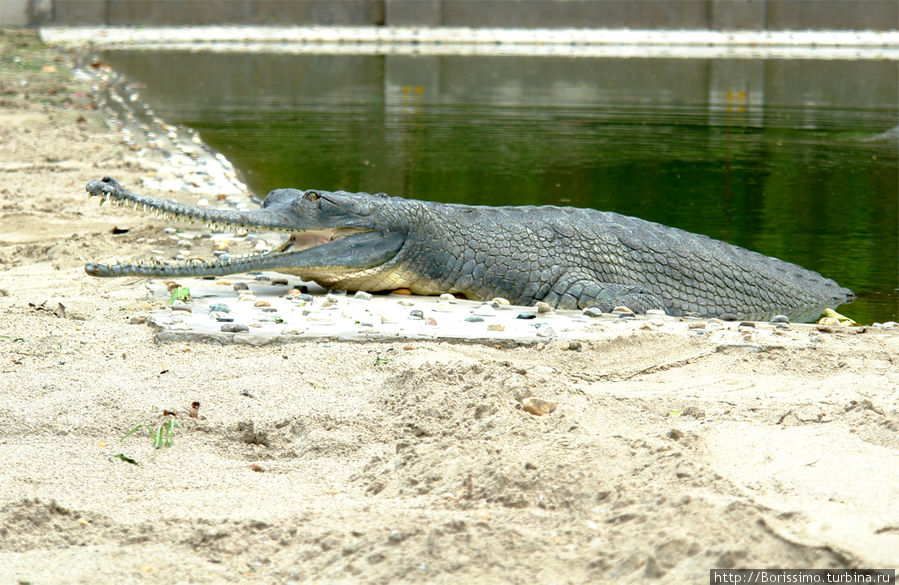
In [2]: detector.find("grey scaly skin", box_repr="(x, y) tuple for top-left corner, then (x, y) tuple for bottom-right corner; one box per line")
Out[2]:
(85, 176), (854, 319)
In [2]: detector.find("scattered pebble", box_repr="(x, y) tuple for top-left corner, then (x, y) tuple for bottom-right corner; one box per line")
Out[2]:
(249, 463), (264, 472)
(472, 303), (497, 317)
(353, 291), (373, 300)
(233, 282), (249, 291)
(209, 303), (230, 313)
(215, 279), (232, 286)
(487, 323), (505, 332)
(409, 310), (424, 320)
(516, 312), (537, 320)
(611, 305), (634, 314)
(221, 323), (249, 333)
(465, 316), (485, 323)
(170, 301), (191, 312)
(771, 314), (790, 324)
(271, 278), (289, 285)
(688, 322), (706, 330)
(391, 288), (412, 295)
(739, 321), (756, 328)
(491, 297), (510, 306)
(583, 307), (603, 317)
(567, 340), (582, 351)
(253, 300), (270, 308)
(646, 309), (667, 316)
(254, 275), (270, 281)
(439, 293), (456, 302)
(534, 301), (553, 313)
(521, 397), (557, 416)
(426, 317), (438, 326)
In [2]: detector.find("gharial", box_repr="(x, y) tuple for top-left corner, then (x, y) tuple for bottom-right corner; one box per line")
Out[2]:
(84, 176), (853, 320)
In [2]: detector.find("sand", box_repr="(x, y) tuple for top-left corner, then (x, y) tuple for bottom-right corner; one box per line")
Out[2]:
(1, 30), (897, 584)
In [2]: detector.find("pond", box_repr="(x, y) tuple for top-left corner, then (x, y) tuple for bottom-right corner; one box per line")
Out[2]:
(100, 50), (898, 323)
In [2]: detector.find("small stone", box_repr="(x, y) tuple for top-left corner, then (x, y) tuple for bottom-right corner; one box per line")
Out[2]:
(818, 317), (841, 327)
(439, 293), (456, 302)
(521, 397), (557, 416)
(534, 301), (553, 313)
(688, 322), (706, 330)
(170, 302), (191, 312)
(465, 316), (484, 323)
(254, 275), (271, 281)
(567, 340), (582, 351)
(213, 241), (230, 251)
(583, 307), (603, 317)
(233, 282), (249, 291)
(487, 323), (505, 332)
(816, 324), (835, 333)
(353, 291), (373, 300)
(216, 279), (232, 286)
(719, 313), (739, 321)
(426, 317), (438, 326)
(516, 312), (536, 319)
(171, 323), (190, 330)
(271, 278), (289, 285)
(209, 303), (230, 313)
(611, 306), (634, 314)
(221, 323), (249, 333)
(249, 463), (264, 472)
(491, 297), (510, 306)
(409, 310), (424, 320)
(739, 321), (756, 328)
(391, 288), (412, 296)
(472, 303), (496, 316)
(128, 316), (147, 325)
(213, 315), (234, 322)
(397, 299), (414, 307)
(771, 314), (790, 324)
(646, 309), (667, 317)
(254, 300), (270, 308)
(535, 326), (555, 338)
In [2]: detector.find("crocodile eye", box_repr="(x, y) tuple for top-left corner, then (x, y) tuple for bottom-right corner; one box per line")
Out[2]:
(304, 190), (320, 201)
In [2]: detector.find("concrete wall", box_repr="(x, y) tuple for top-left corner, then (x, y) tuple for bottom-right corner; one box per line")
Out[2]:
(2, 0), (897, 30)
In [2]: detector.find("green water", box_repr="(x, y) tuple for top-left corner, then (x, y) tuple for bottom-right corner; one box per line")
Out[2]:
(101, 51), (898, 323)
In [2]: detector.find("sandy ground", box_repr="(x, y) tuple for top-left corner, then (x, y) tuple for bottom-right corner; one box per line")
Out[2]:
(1, 30), (898, 584)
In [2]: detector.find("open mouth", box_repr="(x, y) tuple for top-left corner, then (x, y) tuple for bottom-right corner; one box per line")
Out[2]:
(84, 177), (402, 279)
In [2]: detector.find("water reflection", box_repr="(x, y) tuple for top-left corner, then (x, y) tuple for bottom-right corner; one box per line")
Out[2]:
(100, 50), (898, 322)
